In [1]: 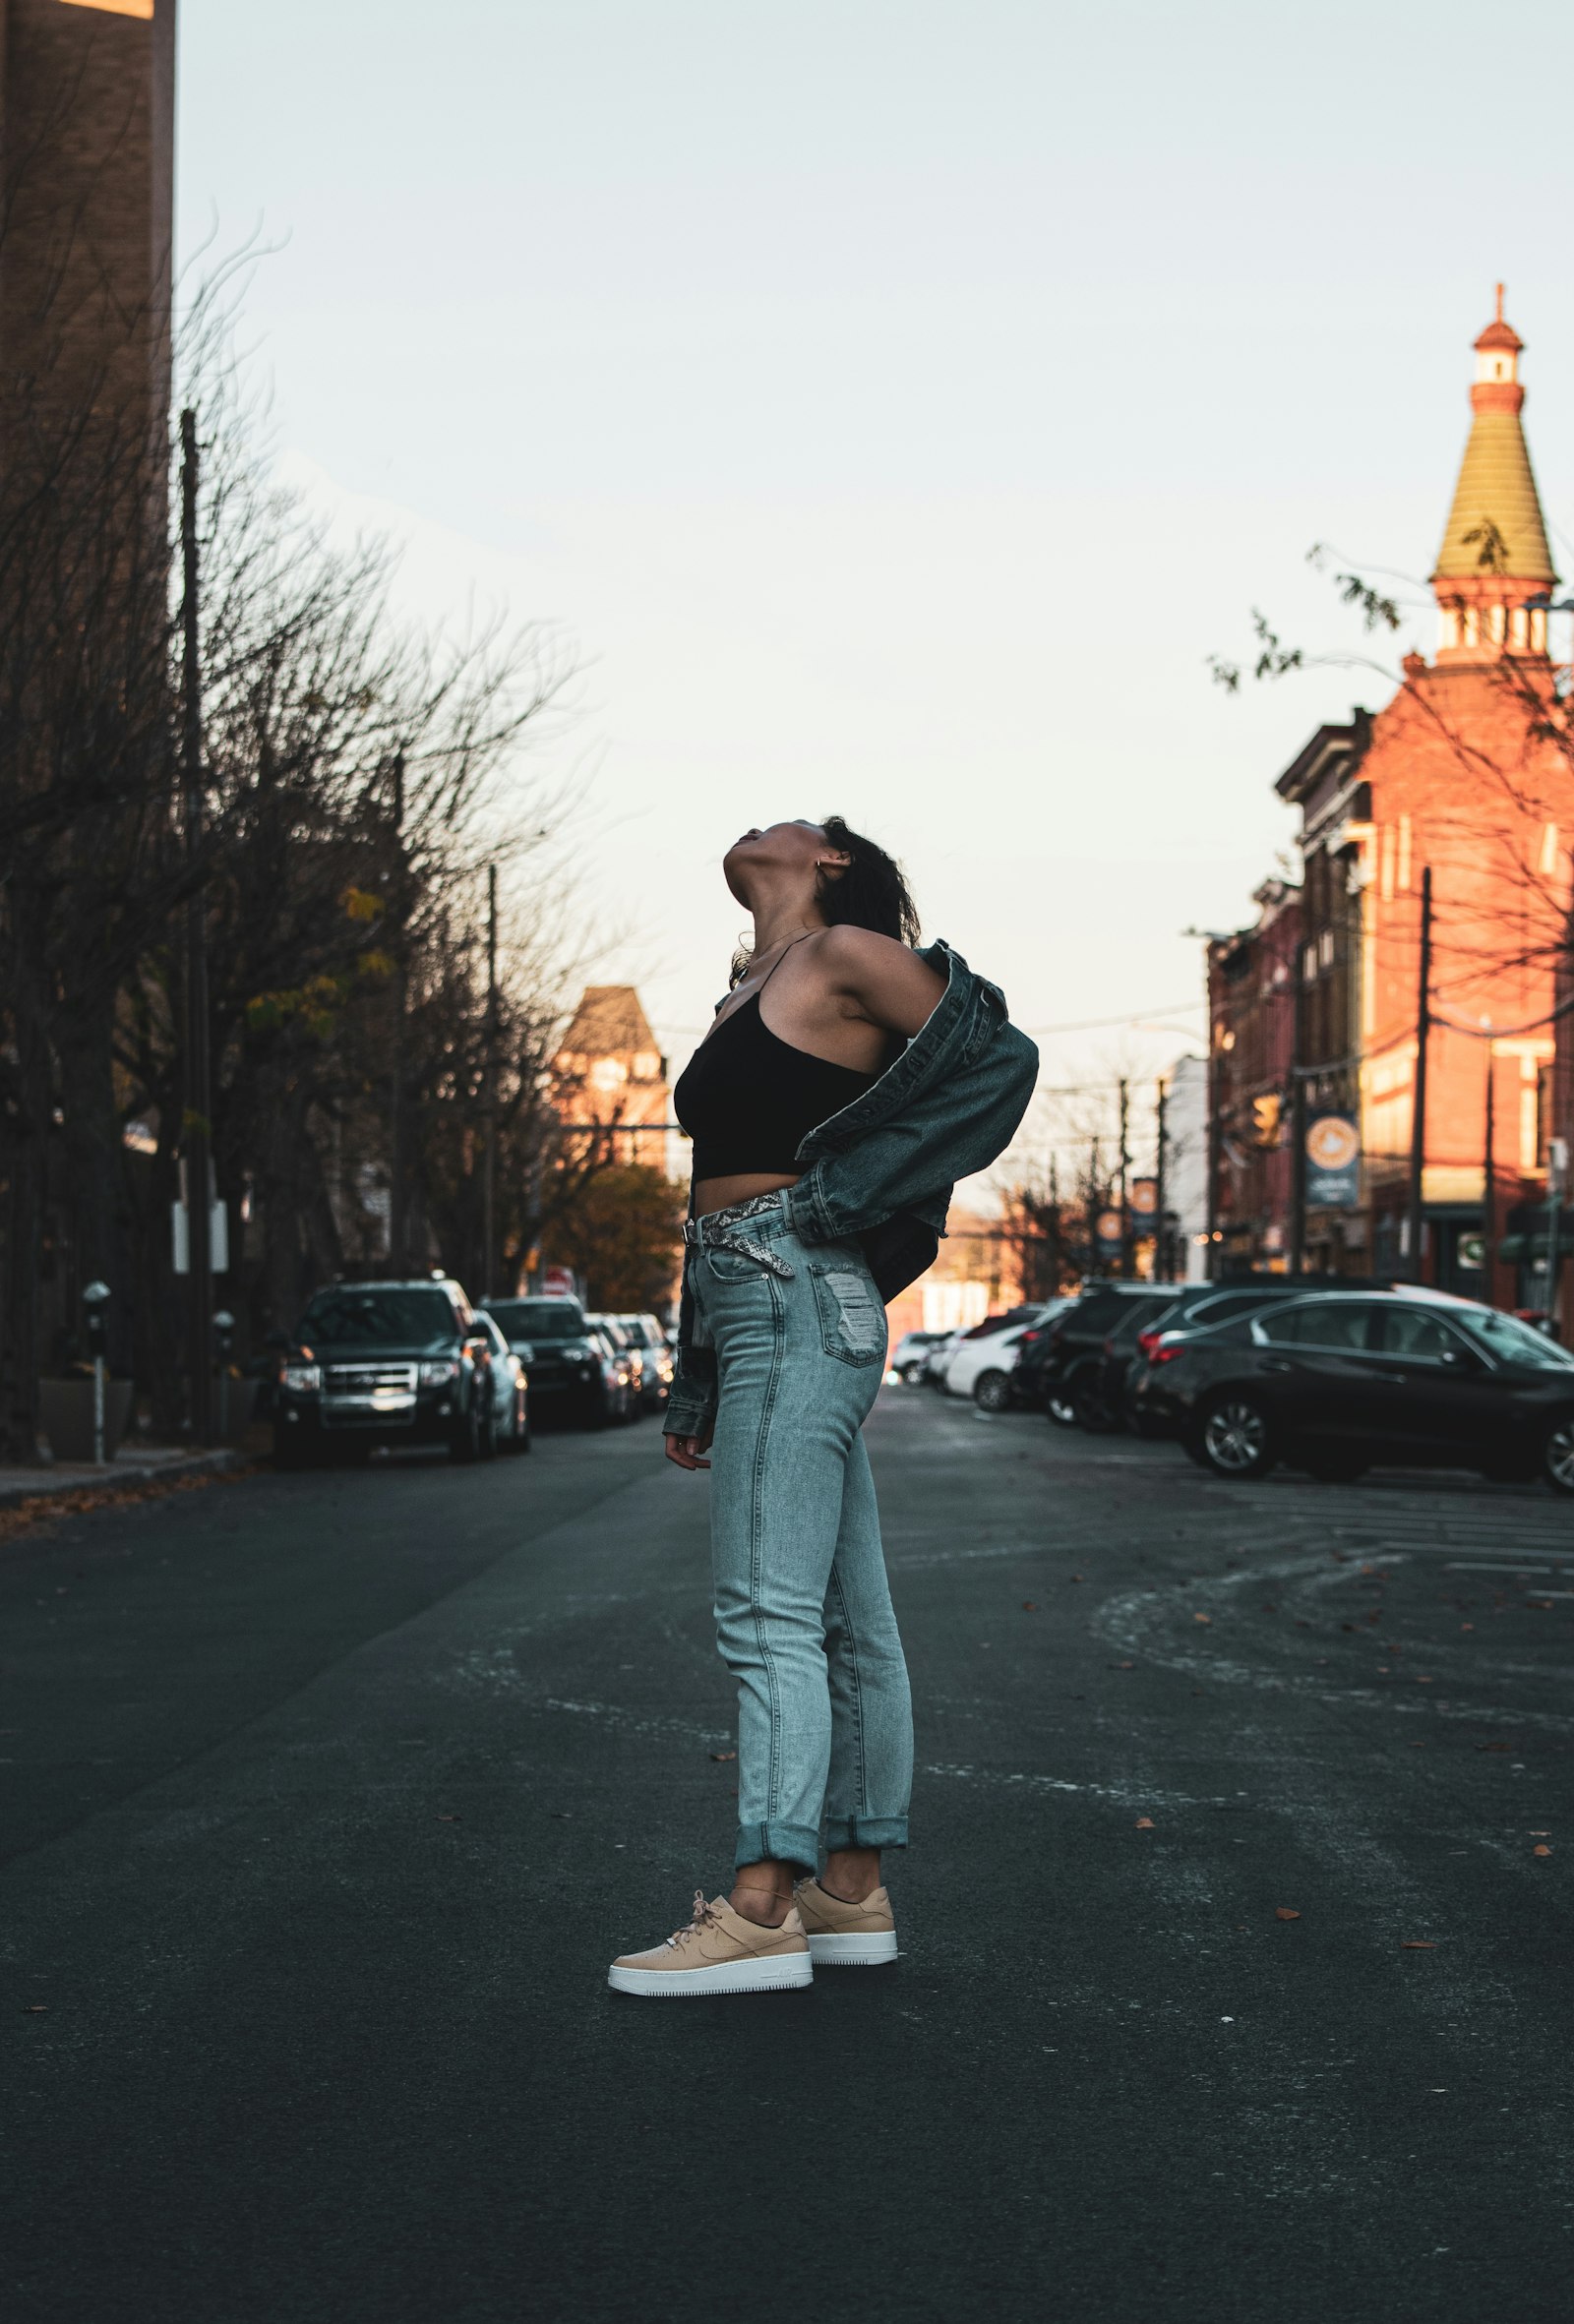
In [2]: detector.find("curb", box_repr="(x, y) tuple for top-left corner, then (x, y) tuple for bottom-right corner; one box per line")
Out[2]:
(0, 1447), (251, 1513)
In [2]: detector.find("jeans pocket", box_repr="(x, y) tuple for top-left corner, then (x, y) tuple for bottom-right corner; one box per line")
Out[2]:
(704, 1246), (774, 1286)
(810, 1261), (887, 1366)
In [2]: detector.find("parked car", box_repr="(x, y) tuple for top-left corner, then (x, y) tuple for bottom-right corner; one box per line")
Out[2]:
(274, 1278), (499, 1466)
(927, 1307), (1041, 1392)
(1151, 1289), (1574, 1487)
(1072, 1288), (1191, 1432)
(1016, 1282), (1184, 1424)
(480, 1294), (610, 1428)
(946, 1303), (1066, 1410)
(584, 1319), (638, 1425)
(891, 1329), (950, 1385)
(1121, 1280), (1372, 1432)
(473, 1310), (531, 1453)
(616, 1313), (675, 1412)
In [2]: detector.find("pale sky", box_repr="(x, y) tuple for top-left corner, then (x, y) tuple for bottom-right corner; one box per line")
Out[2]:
(176, 0), (1574, 1175)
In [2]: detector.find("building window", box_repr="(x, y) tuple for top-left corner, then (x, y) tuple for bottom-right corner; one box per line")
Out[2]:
(1319, 927), (1335, 967)
(1397, 814), (1413, 892)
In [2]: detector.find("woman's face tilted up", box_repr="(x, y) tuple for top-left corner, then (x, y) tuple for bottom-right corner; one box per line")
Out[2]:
(722, 820), (847, 912)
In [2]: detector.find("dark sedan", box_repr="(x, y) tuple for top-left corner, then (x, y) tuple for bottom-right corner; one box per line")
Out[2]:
(1149, 1289), (1574, 1488)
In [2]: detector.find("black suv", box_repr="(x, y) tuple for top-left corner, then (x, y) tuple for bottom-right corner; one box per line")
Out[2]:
(1016, 1282), (1183, 1424)
(274, 1279), (499, 1466)
(481, 1295), (609, 1425)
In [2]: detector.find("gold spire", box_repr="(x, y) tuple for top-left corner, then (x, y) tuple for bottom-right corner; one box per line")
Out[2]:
(1432, 289), (1553, 585)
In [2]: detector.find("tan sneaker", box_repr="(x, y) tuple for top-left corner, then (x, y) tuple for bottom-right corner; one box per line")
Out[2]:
(795, 1877), (899, 1965)
(607, 1890), (814, 1996)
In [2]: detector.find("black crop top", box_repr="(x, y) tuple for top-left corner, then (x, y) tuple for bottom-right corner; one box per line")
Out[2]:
(674, 989), (882, 1180)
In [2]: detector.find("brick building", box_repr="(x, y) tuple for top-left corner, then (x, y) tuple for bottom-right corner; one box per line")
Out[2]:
(551, 986), (675, 1177)
(1206, 878), (1301, 1270)
(0, 0), (175, 487)
(1211, 295), (1574, 1316)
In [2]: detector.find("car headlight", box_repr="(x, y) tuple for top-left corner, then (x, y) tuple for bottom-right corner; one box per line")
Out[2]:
(511, 1341), (534, 1365)
(282, 1362), (321, 1393)
(420, 1359), (461, 1386)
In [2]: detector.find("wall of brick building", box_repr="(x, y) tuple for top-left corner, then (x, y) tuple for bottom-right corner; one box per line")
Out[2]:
(0, 0), (175, 480)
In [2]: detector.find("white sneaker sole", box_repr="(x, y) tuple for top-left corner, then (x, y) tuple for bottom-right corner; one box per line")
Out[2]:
(805, 1930), (899, 1966)
(607, 1952), (814, 1997)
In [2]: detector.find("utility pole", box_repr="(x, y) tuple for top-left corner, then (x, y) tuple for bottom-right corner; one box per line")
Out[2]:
(1117, 1079), (1130, 1279)
(1404, 866), (1433, 1284)
(1154, 1076), (1169, 1281)
(1482, 1033), (1495, 1309)
(482, 862), (499, 1299)
(179, 409), (213, 1447)
(1288, 965), (1307, 1278)
(388, 752), (407, 1277)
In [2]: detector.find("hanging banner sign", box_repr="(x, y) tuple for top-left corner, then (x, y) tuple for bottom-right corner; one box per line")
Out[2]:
(1305, 1114), (1361, 1210)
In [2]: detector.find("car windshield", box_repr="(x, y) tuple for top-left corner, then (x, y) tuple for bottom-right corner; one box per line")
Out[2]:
(485, 1300), (584, 1343)
(299, 1288), (455, 1346)
(1458, 1307), (1574, 1370)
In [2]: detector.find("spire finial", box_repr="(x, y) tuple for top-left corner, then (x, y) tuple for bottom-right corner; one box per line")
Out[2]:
(1495, 280), (1505, 324)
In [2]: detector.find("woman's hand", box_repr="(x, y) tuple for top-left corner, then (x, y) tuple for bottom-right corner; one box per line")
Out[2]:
(664, 1424), (714, 1471)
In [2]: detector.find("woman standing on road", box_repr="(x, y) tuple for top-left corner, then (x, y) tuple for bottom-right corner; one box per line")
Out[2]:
(607, 817), (1038, 1996)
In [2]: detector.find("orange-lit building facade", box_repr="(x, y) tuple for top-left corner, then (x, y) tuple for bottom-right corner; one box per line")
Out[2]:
(1212, 295), (1574, 1317)
(551, 986), (676, 1176)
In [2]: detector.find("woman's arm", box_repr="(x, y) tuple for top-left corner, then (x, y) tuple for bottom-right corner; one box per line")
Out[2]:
(819, 924), (947, 1037)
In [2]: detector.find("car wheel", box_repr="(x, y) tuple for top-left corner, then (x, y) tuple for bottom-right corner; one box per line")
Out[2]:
(1072, 1385), (1120, 1435)
(1193, 1394), (1277, 1480)
(1045, 1386), (1078, 1428)
(899, 1361), (927, 1385)
(973, 1369), (1012, 1413)
(1541, 1414), (1574, 1493)
(449, 1400), (482, 1463)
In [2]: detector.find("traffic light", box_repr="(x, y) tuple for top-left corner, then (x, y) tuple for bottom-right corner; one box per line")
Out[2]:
(1251, 1093), (1282, 1148)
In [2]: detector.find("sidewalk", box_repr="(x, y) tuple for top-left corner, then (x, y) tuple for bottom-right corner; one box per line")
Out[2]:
(0, 1442), (250, 1512)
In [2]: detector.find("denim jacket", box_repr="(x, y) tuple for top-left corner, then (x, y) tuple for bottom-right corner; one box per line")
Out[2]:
(666, 939), (1040, 1439)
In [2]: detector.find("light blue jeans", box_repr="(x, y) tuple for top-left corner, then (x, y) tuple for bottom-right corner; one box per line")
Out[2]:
(687, 1194), (914, 1873)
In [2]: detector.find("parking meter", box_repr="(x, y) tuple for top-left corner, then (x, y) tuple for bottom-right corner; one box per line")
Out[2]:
(82, 1281), (111, 1464)
(213, 1310), (236, 1438)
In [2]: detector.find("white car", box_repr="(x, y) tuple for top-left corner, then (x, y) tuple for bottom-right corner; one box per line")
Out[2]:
(945, 1300), (1073, 1410)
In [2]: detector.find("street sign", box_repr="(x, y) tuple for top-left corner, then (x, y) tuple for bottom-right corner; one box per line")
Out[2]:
(1129, 1178), (1158, 1218)
(541, 1265), (576, 1297)
(1095, 1209), (1123, 1244)
(1305, 1113), (1360, 1210)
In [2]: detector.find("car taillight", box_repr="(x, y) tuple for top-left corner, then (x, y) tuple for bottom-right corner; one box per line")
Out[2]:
(1153, 1342), (1184, 1365)
(1019, 1329), (1043, 1345)
(1137, 1327), (1162, 1357)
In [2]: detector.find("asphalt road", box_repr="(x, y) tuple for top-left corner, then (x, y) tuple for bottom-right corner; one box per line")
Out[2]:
(4, 1393), (1571, 2323)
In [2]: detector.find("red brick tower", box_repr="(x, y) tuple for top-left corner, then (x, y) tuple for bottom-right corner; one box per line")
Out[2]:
(0, 0), (177, 495)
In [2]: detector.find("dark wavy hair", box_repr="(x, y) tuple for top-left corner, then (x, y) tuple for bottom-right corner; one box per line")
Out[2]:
(815, 815), (921, 947)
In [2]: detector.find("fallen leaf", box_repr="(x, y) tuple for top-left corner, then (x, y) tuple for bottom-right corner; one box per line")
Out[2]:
(436, 1814), (461, 1822)
(1070, 1574), (1085, 1583)
(1534, 1844), (1551, 1858)
(1415, 1675), (1435, 1684)
(1193, 1612), (1212, 1625)
(1021, 1601), (1038, 1612)
(1135, 1817), (1155, 1829)
(1461, 1623), (1474, 1633)
(1274, 1907), (1301, 1922)
(1401, 1940), (1435, 1950)
(709, 1751), (737, 1762)
(1115, 1660), (1134, 1670)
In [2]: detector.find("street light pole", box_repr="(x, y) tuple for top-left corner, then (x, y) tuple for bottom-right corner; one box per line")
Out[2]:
(179, 408), (213, 1447)
(1117, 1078), (1130, 1279)
(482, 862), (498, 1299)
(1404, 865), (1433, 1285)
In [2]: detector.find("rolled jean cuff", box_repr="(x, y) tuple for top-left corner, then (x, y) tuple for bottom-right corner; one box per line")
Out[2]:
(735, 1819), (820, 1875)
(822, 1814), (909, 1854)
